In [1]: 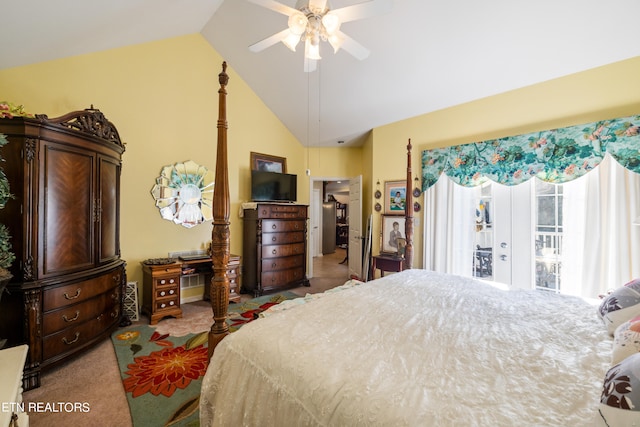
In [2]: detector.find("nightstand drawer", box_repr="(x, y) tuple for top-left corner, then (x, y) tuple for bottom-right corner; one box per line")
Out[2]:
(155, 296), (179, 311)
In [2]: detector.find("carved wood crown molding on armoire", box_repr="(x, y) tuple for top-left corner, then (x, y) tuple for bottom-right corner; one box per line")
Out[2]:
(0, 108), (126, 390)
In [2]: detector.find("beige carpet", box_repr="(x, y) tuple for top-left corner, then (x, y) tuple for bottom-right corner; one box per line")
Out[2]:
(23, 249), (349, 426)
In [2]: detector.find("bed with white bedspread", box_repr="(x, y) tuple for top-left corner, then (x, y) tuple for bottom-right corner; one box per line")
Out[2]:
(200, 269), (611, 426)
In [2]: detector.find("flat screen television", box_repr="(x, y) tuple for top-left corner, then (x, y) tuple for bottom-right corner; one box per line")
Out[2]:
(251, 170), (297, 202)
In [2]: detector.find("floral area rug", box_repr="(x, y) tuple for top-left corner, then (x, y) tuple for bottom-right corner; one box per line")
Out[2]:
(112, 291), (299, 427)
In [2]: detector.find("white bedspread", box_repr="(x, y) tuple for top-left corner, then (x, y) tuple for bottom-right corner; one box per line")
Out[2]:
(200, 269), (611, 426)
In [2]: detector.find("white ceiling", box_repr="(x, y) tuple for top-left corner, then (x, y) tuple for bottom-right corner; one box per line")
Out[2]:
(2, 0), (639, 147)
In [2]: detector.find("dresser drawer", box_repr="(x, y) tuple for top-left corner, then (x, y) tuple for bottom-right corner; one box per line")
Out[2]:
(42, 305), (120, 360)
(261, 254), (304, 272)
(43, 291), (120, 336)
(262, 242), (305, 259)
(43, 270), (121, 312)
(155, 285), (179, 299)
(257, 204), (307, 219)
(261, 219), (305, 233)
(261, 268), (305, 288)
(262, 231), (304, 245)
(155, 296), (180, 312)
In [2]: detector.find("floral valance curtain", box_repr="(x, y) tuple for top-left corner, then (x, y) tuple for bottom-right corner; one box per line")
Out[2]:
(421, 115), (640, 190)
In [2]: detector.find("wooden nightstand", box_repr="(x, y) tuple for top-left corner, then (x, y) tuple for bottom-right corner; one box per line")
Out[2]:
(141, 261), (183, 325)
(371, 254), (405, 278)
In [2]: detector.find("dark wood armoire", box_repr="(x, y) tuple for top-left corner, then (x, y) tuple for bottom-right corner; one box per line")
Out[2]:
(0, 108), (126, 390)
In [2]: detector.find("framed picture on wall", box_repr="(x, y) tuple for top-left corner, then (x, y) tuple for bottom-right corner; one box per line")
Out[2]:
(384, 180), (406, 214)
(381, 214), (406, 255)
(250, 152), (287, 173)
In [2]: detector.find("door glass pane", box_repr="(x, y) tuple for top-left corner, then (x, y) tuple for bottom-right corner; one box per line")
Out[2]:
(534, 181), (563, 293)
(472, 183), (493, 280)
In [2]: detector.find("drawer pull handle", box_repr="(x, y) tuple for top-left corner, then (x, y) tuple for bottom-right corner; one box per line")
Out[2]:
(64, 289), (81, 300)
(160, 279), (166, 284)
(272, 237), (277, 242)
(169, 289), (175, 295)
(62, 332), (80, 345)
(62, 311), (80, 322)
(160, 291), (166, 296)
(272, 263), (277, 268)
(169, 301), (175, 306)
(272, 224), (277, 229)
(110, 307), (120, 318)
(169, 279), (175, 284)
(160, 303), (166, 308)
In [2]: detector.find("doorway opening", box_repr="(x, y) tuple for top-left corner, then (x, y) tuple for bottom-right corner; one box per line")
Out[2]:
(308, 178), (350, 285)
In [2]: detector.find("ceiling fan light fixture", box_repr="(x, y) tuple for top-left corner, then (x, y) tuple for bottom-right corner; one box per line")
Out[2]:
(304, 39), (321, 60)
(327, 32), (344, 53)
(282, 31), (301, 51)
(321, 12), (341, 35)
(288, 11), (308, 35)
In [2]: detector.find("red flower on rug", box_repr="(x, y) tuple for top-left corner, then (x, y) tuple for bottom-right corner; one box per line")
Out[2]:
(123, 344), (209, 398)
(228, 301), (280, 328)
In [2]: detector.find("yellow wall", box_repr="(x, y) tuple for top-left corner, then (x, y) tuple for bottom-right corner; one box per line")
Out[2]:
(371, 56), (640, 269)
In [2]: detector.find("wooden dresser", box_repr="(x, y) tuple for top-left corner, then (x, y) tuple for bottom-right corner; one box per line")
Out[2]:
(242, 203), (309, 296)
(0, 109), (126, 390)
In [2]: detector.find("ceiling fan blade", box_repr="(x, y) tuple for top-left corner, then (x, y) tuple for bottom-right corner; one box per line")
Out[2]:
(337, 31), (370, 60)
(331, 0), (392, 23)
(247, 0), (299, 16)
(249, 28), (292, 53)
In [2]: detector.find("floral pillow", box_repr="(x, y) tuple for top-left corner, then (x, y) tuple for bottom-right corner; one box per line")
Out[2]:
(612, 316), (640, 365)
(598, 279), (640, 335)
(599, 353), (640, 426)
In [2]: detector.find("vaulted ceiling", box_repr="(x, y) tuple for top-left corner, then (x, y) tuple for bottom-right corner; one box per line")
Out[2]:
(2, 0), (639, 146)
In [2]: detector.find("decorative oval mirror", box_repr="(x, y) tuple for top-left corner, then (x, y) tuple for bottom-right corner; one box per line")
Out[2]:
(150, 160), (214, 228)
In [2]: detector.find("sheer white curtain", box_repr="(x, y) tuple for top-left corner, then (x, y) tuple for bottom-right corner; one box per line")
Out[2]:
(423, 174), (476, 276)
(562, 155), (640, 298)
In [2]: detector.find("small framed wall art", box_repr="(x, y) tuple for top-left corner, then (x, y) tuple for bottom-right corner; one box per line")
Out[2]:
(250, 152), (287, 173)
(384, 180), (406, 215)
(381, 214), (406, 255)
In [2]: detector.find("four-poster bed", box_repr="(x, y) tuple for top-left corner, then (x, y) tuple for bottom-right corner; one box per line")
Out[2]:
(203, 61), (614, 426)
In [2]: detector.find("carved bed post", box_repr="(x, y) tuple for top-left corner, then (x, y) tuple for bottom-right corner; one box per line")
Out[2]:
(404, 139), (414, 269)
(208, 62), (231, 359)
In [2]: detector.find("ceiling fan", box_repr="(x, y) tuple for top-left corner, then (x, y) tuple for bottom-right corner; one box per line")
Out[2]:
(248, 0), (392, 72)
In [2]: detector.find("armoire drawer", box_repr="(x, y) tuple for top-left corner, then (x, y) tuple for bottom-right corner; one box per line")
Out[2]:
(42, 270), (121, 312)
(261, 219), (305, 233)
(42, 291), (120, 336)
(262, 242), (305, 259)
(261, 254), (304, 272)
(42, 305), (120, 360)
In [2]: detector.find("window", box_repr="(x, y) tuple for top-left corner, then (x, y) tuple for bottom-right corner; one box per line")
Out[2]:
(534, 181), (563, 292)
